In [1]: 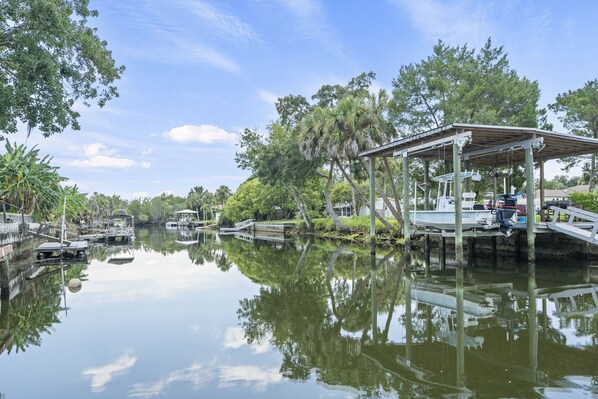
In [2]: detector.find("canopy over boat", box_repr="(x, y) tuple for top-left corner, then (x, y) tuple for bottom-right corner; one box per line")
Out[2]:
(175, 209), (198, 215)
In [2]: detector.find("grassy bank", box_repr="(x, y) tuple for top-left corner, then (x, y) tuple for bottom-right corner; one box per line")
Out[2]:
(295, 216), (405, 246)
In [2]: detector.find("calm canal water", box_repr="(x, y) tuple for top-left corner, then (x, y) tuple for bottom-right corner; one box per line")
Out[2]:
(0, 227), (596, 398)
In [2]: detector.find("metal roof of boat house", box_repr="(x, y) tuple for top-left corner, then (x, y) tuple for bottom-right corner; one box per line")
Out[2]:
(359, 123), (598, 166)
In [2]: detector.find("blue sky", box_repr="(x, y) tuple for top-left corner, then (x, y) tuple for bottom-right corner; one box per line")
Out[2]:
(6, 0), (598, 199)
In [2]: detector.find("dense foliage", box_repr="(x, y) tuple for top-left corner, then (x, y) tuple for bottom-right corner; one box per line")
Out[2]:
(0, 0), (124, 138)
(549, 79), (598, 188)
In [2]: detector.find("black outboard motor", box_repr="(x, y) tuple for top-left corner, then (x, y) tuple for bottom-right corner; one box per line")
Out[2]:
(494, 194), (517, 236)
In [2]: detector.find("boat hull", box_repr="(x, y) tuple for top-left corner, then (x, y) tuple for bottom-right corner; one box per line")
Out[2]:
(409, 210), (496, 230)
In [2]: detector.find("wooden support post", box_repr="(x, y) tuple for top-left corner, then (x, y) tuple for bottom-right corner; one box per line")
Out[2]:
(492, 165), (498, 206)
(453, 141), (464, 268)
(525, 146), (536, 264)
(456, 265), (465, 386)
(423, 159), (431, 257)
(370, 249), (378, 343)
(369, 157), (376, 249)
(423, 160), (430, 211)
(528, 262), (538, 372)
(539, 160), (545, 222)
(440, 236), (446, 270)
(402, 153), (410, 244)
(404, 272), (412, 366)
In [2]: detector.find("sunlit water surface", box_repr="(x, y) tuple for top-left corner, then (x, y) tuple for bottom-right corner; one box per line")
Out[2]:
(0, 227), (596, 398)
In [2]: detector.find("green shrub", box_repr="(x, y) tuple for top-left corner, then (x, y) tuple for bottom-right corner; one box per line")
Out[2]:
(570, 191), (598, 213)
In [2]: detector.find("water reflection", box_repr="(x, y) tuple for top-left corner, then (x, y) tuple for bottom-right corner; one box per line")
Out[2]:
(0, 262), (87, 355)
(0, 228), (596, 398)
(232, 238), (598, 398)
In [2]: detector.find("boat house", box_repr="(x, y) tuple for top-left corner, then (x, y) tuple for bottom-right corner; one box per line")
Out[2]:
(360, 123), (598, 264)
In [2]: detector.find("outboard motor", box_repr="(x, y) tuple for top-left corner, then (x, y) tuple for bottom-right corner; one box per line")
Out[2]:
(494, 194), (517, 236)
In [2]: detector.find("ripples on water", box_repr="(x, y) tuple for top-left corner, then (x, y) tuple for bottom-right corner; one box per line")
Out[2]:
(0, 227), (596, 398)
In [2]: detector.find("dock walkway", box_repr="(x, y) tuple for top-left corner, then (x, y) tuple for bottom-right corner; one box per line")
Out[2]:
(548, 206), (598, 245)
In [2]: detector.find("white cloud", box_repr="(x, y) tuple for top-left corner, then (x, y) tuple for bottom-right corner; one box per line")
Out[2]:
(70, 155), (136, 169)
(218, 366), (282, 392)
(83, 143), (113, 157)
(178, 0), (259, 42)
(391, 0), (492, 46)
(128, 362), (281, 398)
(128, 362), (215, 399)
(257, 89), (279, 105)
(67, 143), (147, 169)
(82, 350), (137, 393)
(164, 124), (238, 144)
(223, 327), (270, 354)
(172, 38), (241, 74)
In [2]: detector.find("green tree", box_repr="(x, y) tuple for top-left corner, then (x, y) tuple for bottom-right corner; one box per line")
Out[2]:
(236, 124), (322, 229)
(276, 94), (312, 128)
(187, 186), (209, 219)
(223, 178), (294, 222)
(88, 192), (110, 220)
(389, 38), (551, 200)
(301, 93), (400, 232)
(51, 184), (87, 223)
(390, 38), (546, 134)
(549, 79), (598, 189)
(215, 185), (232, 207)
(0, 141), (63, 219)
(0, 0), (125, 138)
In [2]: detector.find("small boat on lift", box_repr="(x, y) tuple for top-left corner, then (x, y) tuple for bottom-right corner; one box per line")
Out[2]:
(410, 171), (516, 235)
(104, 209), (135, 244)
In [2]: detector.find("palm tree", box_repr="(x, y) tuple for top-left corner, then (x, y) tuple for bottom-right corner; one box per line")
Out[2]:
(301, 94), (400, 232)
(215, 185), (232, 207)
(300, 107), (348, 231)
(0, 141), (63, 221)
(187, 186), (208, 220)
(330, 93), (402, 229)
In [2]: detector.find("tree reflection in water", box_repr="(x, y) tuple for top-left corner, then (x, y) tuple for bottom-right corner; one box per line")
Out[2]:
(226, 236), (598, 398)
(0, 263), (87, 355)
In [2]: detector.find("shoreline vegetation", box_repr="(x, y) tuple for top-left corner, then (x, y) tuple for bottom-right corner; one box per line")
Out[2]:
(294, 217), (404, 246)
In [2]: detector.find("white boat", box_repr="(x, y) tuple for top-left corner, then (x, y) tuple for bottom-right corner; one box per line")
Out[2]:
(165, 221), (178, 229)
(410, 171), (516, 234)
(104, 209), (135, 243)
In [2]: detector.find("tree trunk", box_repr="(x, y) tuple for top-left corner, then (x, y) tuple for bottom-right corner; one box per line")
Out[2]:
(350, 169), (357, 217)
(360, 158), (403, 227)
(294, 237), (313, 280)
(383, 157), (404, 228)
(286, 183), (312, 230)
(324, 163), (348, 231)
(335, 159), (398, 233)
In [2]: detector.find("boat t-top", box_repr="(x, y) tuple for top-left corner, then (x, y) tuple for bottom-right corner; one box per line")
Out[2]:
(410, 171), (516, 235)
